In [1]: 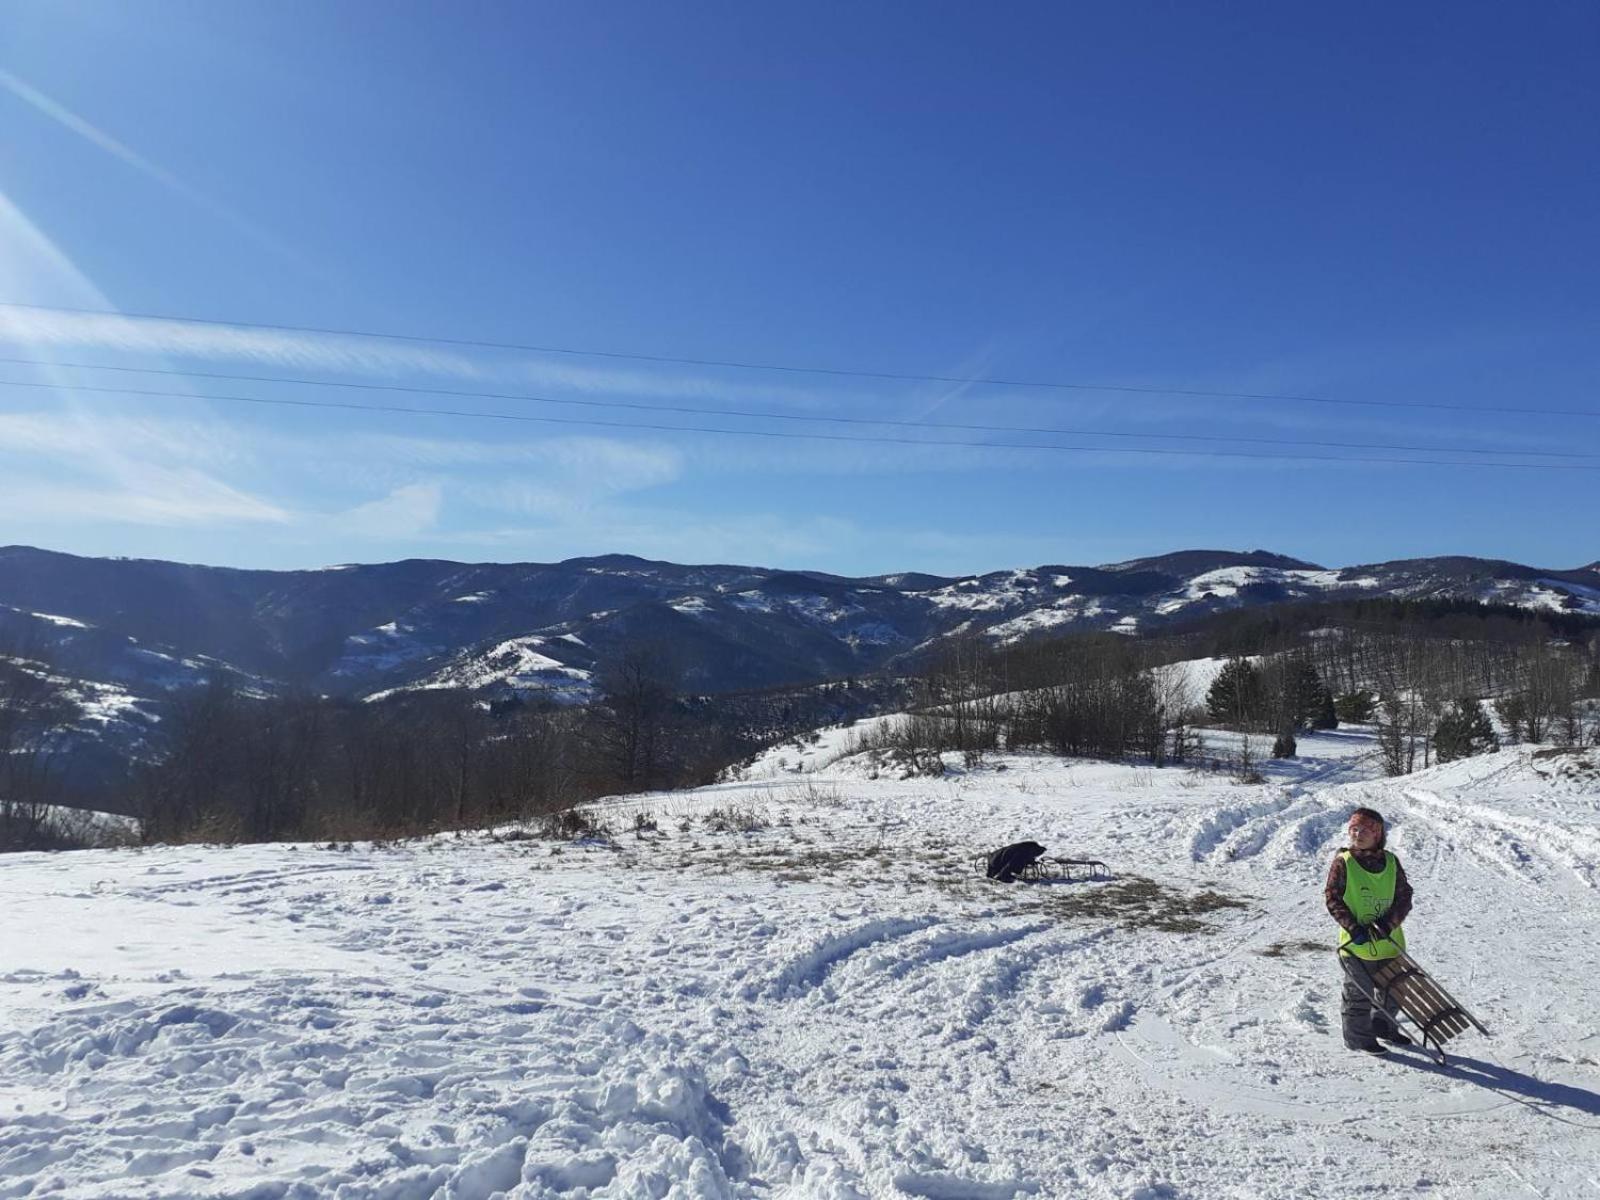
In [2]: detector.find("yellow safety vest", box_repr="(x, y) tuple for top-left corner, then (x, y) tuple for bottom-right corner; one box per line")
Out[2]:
(1338, 850), (1406, 961)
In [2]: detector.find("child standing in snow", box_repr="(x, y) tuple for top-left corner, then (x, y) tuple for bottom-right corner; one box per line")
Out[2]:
(1325, 807), (1414, 1055)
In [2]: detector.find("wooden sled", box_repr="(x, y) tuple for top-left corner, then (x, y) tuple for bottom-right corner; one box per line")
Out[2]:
(1339, 946), (1491, 1065)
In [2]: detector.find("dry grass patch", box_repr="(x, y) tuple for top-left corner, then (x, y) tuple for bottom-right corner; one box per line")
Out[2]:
(1259, 939), (1329, 958)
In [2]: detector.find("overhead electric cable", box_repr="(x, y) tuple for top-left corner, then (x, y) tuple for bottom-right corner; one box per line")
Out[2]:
(4, 376), (1596, 472)
(3, 356), (1591, 461)
(1, 299), (1596, 419)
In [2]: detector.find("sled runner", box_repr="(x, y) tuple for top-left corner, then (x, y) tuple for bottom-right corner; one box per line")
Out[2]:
(1338, 945), (1491, 1065)
(1036, 856), (1110, 881)
(974, 843), (1109, 883)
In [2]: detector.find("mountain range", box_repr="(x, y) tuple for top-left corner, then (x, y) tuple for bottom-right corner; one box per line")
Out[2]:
(4, 544), (1599, 707)
(4, 542), (1598, 799)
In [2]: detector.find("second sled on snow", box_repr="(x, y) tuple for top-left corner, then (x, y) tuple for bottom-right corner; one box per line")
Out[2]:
(976, 841), (1109, 883)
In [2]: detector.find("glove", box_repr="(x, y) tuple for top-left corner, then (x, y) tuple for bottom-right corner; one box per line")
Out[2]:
(1370, 918), (1391, 939)
(1347, 925), (1371, 946)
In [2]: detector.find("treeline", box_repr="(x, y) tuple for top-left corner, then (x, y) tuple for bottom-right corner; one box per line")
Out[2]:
(1165, 598), (1600, 700)
(860, 634), (1207, 769)
(1197, 634), (1598, 776)
(128, 647), (904, 845)
(1360, 636), (1597, 775)
(1167, 596), (1600, 660)
(853, 598), (1600, 779)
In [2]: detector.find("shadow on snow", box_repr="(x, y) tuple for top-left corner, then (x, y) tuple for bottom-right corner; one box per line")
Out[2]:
(1391, 1050), (1600, 1122)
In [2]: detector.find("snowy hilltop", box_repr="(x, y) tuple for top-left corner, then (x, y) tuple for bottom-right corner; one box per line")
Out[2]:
(3, 724), (1599, 1197)
(5, 544), (1600, 708)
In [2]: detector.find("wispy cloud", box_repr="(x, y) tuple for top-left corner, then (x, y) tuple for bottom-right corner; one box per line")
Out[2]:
(0, 304), (966, 415)
(0, 67), (303, 265)
(0, 405), (293, 529)
(15, 308), (1557, 464)
(0, 307), (488, 378)
(334, 482), (443, 539)
(1, 470), (292, 527)
(0, 402), (690, 538)
(455, 438), (682, 519)
(0, 188), (299, 528)
(0, 409), (244, 466)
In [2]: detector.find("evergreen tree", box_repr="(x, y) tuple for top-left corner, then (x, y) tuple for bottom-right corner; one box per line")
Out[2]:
(1494, 693), (1528, 745)
(1335, 690), (1376, 724)
(1435, 698), (1499, 763)
(1286, 658), (1336, 730)
(1312, 687), (1339, 730)
(1207, 657), (1265, 729)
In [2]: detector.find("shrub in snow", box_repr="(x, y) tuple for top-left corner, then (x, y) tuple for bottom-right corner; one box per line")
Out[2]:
(1434, 698), (1498, 763)
(1335, 690), (1376, 724)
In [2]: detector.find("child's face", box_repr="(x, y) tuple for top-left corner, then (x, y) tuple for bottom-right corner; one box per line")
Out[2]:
(1348, 816), (1382, 850)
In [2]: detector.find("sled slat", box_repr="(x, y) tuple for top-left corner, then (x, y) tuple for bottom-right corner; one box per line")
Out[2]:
(1372, 955), (1469, 1041)
(1392, 955), (1472, 1039)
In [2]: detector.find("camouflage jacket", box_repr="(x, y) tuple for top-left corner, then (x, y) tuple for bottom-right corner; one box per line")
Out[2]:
(1324, 846), (1413, 934)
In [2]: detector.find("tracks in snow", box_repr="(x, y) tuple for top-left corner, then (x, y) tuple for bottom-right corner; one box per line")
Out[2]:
(1188, 791), (1351, 866)
(1400, 787), (1600, 891)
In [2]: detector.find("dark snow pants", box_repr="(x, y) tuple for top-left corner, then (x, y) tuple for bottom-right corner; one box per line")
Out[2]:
(1339, 955), (1403, 1049)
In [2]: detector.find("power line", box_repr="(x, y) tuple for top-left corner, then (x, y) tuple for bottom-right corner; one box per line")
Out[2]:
(3, 356), (1592, 461)
(5, 376), (1597, 472)
(2, 299), (1596, 419)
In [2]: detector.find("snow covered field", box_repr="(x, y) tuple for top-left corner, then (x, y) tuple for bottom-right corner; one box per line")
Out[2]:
(4, 727), (1600, 1198)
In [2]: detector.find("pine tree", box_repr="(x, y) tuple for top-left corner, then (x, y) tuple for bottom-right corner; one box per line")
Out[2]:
(1494, 693), (1528, 745)
(1312, 687), (1339, 730)
(1208, 657), (1264, 729)
(1335, 690), (1376, 724)
(1435, 698), (1498, 763)
(1286, 658), (1336, 730)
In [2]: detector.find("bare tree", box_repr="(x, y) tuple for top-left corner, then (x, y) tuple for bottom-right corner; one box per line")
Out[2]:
(593, 643), (681, 790)
(1150, 662), (1198, 765)
(0, 636), (75, 850)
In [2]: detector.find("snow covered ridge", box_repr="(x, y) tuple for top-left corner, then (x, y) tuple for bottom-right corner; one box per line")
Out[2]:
(6, 543), (1600, 707)
(368, 636), (598, 704)
(5, 731), (1600, 1197)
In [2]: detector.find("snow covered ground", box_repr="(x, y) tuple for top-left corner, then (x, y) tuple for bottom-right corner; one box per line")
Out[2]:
(4, 726), (1600, 1198)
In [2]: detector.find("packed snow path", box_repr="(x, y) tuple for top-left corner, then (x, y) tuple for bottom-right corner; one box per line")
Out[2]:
(3, 729), (1600, 1198)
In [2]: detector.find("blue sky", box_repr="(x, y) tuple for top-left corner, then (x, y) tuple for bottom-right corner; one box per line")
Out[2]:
(2, 1), (1597, 576)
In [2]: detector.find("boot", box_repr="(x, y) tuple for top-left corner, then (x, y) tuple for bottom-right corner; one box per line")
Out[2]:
(1373, 1017), (1412, 1045)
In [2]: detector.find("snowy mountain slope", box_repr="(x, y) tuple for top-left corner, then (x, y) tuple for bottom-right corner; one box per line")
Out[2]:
(4, 732), (1598, 1197)
(0, 603), (253, 696)
(6, 546), (1600, 712)
(0, 603), (270, 799)
(372, 635), (599, 705)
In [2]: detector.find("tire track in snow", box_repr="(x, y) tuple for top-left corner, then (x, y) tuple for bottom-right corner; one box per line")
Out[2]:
(1215, 795), (1327, 862)
(857, 921), (1055, 987)
(125, 862), (377, 898)
(1402, 787), (1600, 890)
(1188, 793), (1302, 862)
(1286, 747), (1385, 795)
(760, 915), (941, 1000)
